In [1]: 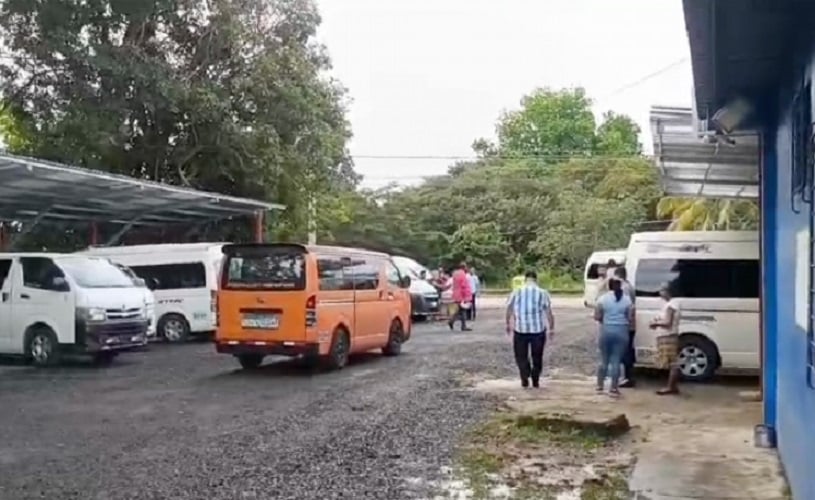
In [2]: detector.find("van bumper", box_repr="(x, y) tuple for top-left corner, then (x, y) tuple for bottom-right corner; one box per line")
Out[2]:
(215, 340), (320, 358)
(411, 293), (440, 316)
(73, 319), (149, 353)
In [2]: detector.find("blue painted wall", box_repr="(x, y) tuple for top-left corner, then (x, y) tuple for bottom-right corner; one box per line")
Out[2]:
(765, 61), (815, 500)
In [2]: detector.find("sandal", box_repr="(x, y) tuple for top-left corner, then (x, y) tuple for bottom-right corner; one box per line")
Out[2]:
(656, 388), (679, 396)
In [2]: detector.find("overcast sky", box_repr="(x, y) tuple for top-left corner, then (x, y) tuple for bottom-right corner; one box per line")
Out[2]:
(315, 0), (692, 188)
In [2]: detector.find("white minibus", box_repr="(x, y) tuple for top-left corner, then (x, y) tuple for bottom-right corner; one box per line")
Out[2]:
(626, 231), (759, 381)
(0, 253), (149, 366)
(81, 243), (226, 342)
(583, 249), (626, 307)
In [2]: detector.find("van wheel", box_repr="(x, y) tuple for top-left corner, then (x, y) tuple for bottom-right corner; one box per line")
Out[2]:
(678, 335), (719, 382)
(27, 327), (60, 368)
(382, 320), (404, 357)
(159, 314), (189, 343)
(326, 329), (350, 370)
(238, 354), (264, 370)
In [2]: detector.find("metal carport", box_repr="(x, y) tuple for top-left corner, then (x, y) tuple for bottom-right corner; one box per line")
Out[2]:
(0, 153), (285, 249)
(649, 106), (759, 199)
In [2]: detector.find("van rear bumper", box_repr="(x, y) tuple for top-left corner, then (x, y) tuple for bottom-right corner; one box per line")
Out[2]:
(215, 340), (319, 358)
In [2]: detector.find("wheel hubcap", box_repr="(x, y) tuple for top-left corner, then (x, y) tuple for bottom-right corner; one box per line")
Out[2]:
(31, 335), (51, 363)
(164, 320), (184, 341)
(678, 345), (709, 377)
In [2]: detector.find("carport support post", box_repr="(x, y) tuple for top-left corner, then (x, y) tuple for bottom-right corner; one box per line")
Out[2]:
(253, 210), (264, 243)
(89, 222), (99, 246)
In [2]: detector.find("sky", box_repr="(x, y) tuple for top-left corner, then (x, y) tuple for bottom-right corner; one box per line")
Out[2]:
(315, 0), (693, 188)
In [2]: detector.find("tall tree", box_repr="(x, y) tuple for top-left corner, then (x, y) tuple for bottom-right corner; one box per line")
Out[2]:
(0, 0), (354, 240)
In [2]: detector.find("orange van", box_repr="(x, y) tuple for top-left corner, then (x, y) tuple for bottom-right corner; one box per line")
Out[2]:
(215, 243), (412, 370)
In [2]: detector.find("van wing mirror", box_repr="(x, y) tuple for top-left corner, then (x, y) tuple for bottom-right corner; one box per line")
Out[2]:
(51, 276), (70, 292)
(134, 278), (147, 288)
(399, 276), (411, 289)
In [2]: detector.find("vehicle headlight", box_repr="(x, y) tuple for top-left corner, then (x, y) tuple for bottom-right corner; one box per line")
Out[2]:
(79, 307), (107, 322)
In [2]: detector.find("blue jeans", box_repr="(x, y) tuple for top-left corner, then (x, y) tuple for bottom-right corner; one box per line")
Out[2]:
(597, 325), (629, 391)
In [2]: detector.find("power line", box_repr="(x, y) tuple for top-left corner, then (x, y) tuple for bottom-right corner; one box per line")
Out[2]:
(597, 57), (689, 101)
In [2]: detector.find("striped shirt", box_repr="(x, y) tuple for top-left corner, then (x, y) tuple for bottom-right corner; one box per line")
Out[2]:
(507, 283), (551, 334)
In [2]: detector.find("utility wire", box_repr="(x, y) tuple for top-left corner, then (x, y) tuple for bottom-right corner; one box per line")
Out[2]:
(597, 57), (689, 101)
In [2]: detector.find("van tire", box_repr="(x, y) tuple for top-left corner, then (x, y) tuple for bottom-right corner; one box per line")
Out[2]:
(325, 328), (350, 370)
(678, 334), (719, 382)
(382, 320), (404, 357)
(238, 354), (264, 370)
(158, 314), (189, 343)
(26, 327), (60, 368)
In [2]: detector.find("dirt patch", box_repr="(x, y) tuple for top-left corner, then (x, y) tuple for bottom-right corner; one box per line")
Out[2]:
(448, 409), (634, 499)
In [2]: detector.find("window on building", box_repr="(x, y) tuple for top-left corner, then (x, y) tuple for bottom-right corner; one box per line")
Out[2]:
(131, 263), (206, 290)
(635, 258), (759, 299)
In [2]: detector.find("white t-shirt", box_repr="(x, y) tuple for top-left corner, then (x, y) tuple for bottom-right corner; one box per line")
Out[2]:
(657, 299), (681, 335)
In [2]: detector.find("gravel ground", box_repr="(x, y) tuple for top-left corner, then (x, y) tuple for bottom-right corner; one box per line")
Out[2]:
(0, 305), (596, 500)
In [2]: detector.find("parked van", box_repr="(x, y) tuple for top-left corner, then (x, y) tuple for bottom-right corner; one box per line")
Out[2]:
(0, 254), (149, 366)
(81, 243), (225, 342)
(583, 249), (626, 307)
(626, 231), (759, 381)
(391, 256), (440, 318)
(215, 244), (412, 370)
(111, 262), (157, 340)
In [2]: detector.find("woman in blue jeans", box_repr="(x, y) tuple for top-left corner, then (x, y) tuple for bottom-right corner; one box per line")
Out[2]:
(594, 278), (634, 397)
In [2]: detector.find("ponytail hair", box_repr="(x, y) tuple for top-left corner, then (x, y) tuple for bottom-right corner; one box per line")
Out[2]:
(609, 278), (623, 302)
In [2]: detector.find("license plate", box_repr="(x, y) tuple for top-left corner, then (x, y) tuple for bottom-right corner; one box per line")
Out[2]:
(241, 314), (279, 329)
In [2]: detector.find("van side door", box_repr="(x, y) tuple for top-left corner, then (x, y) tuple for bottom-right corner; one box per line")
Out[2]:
(385, 260), (410, 327)
(349, 255), (386, 349)
(0, 258), (14, 352)
(12, 257), (76, 346)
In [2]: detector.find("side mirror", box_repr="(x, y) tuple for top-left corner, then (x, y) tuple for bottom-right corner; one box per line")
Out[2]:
(147, 278), (159, 291)
(51, 276), (70, 292)
(399, 276), (411, 289)
(134, 278), (147, 288)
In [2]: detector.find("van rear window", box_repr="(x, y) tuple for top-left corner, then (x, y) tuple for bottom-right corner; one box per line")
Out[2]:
(223, 248), (306, 290)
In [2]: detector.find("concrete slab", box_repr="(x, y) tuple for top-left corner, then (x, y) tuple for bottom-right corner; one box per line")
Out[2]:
(471, 375), (787, 500)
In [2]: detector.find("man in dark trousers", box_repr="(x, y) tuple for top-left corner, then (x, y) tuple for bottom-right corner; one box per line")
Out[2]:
(614, 267), (637, 388)
(505, 271), (555, 388)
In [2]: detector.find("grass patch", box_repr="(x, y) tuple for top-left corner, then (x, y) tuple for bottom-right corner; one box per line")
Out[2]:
(450, 413), (631, 499)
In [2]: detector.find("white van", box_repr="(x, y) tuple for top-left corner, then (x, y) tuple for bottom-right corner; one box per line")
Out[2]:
(583, 249), (626, 307)
(626, 231), (759, 381)
(81, 243), (226, 342)
(0, 254), (149, 366)
(111, 263), (157, 339)
(392, 256), (440, 318)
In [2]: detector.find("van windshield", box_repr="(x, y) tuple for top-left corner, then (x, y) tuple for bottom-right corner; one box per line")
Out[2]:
(224, 247), (306, 290)
(58, 258), (136, 289)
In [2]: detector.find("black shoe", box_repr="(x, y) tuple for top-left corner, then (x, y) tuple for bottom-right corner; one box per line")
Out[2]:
(521, 378), (529, 388)
(448, 321), (454, 331)
(532, 379), (540, 388)
(461, 327), (472, 332)
(620, 379), (636, 389)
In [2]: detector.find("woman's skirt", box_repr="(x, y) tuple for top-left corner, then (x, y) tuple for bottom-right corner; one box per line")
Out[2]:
(656, 334), (680, 369)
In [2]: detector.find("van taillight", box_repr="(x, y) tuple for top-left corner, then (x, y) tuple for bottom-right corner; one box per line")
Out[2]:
(305, 295), (317, 328)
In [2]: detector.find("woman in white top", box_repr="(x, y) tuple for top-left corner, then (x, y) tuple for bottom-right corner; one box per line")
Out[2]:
(649, 283), (682, 395)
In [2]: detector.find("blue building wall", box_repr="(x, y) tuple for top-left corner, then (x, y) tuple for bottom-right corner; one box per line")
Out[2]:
(764, 58), (815, 500)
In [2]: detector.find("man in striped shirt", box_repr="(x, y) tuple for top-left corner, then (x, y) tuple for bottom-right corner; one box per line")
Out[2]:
(505, 271), (556, 388)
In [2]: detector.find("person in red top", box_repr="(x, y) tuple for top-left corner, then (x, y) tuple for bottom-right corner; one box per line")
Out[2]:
(448, 262), (473, 332)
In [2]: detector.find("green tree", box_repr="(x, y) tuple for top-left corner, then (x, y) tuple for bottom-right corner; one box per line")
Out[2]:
(656, 197), (759, 231)
(0, 0), (353, 242)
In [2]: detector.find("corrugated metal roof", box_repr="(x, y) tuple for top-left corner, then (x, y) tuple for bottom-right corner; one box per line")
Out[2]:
(650, 106), (759, 199)
(0, 152), (284, 226)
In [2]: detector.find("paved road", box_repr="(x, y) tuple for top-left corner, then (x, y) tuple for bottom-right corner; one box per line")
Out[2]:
(0, 306), (596, 500)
